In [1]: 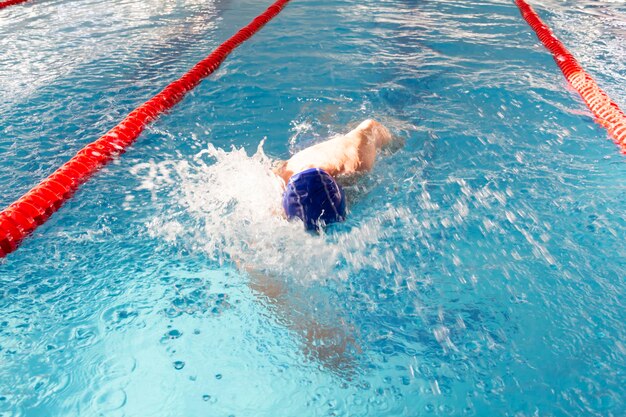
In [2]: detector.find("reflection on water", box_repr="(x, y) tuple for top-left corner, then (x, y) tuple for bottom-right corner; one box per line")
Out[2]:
(0, 0), (225, 209)
(0, 0), (222, 113)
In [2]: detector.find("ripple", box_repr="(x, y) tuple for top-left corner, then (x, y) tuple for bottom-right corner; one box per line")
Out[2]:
(93, 387), (127, 412)
(101, 303), (140, 331)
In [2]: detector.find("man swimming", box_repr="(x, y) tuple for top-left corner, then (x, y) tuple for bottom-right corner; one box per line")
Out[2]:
(233, 119), (394, 371)
(273, 119), (394, 231)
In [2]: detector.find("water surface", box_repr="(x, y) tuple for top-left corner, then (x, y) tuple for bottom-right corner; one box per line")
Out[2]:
(0, 0), (624, 416)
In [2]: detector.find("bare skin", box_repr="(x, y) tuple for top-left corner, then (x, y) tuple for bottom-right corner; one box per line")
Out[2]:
(274, 119), (393, 184)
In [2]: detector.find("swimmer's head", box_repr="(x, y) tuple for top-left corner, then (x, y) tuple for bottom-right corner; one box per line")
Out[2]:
(282, 168), (346, 231)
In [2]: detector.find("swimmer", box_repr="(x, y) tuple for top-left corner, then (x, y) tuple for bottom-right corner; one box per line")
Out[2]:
(238, 119), (396, 372)
(273, 119), (394, 231)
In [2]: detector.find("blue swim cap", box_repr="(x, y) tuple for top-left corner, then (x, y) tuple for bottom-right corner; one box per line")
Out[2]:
(282, 168), (346, 231)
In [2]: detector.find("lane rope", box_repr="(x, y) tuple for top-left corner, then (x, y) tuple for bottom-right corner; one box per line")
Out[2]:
(515, 0), (626, 154)
(0, 0), (29, 9)
(0, 0), (290, 258)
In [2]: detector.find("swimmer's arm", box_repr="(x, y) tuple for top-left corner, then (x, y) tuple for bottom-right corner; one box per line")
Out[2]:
(244, 264), (285, 300)
(241, 264), (356, 372)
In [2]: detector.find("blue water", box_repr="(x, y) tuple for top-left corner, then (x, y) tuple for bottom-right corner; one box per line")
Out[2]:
(1, 0), (625, 415)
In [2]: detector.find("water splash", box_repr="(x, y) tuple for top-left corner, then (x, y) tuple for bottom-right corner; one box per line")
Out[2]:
(135, 142), (409, 284)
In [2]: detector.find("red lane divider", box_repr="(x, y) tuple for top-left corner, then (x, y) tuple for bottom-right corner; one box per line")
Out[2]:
(0, 0), (29, 9)
(515, 0), (626, 154)
(0, 0), (290, 258)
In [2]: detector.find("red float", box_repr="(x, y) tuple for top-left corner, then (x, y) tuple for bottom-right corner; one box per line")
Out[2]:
(515, 0), (626, 153)
(0, 0), (28, 9)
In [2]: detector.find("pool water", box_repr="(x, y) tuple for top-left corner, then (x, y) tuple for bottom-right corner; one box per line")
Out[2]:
(1, 0), (625, 416)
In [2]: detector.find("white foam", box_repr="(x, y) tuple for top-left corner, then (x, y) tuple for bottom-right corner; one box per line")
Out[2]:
(132, 142), (410, 284)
